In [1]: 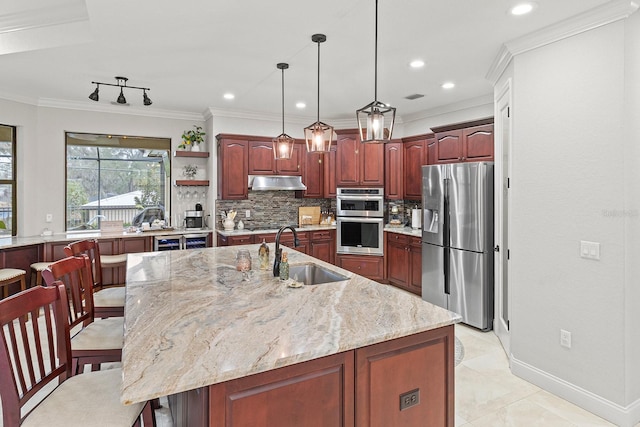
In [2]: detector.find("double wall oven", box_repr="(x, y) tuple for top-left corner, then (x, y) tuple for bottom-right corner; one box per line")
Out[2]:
(336, 187), (384, 256)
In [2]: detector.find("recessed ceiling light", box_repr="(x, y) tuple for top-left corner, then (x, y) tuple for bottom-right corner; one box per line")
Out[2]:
(409, 59), (425, 69)
(223, 93), (235, 100)
(296, 102), (306, 109)
(510, 2), (536, 16)
(442, 82), (455, 90)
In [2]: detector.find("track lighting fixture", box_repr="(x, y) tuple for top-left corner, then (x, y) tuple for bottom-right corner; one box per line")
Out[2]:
(273, 63), (295, 160)
(356, 0), (396, 143)
(88, 76), (152, 106)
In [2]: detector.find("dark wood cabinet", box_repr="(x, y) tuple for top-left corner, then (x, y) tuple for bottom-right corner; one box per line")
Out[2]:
(336, 130), (384, 187)
(384, 142), (403, 200)
(309, 229), (336, 264)
(336, 254), (384, 282)
(432, 118), (494, 164)
(355, 326), (454, 427)
(301, 151), (325, 198)
(426, 135), (437, 165)
(323, 142), (337, 198)
(208, 351), (354, 427)
(248, 140), (303, 176)
(169, 387), (209, 427)
(402, 135), (430, 200)
(217, 135), (249, 200)
(385, 232), (422, 296)
(0, 244), (42, 291)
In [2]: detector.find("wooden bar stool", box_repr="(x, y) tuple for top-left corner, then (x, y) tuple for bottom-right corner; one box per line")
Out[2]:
(0, 268), (26, 299)
(30, 261), (53, 287)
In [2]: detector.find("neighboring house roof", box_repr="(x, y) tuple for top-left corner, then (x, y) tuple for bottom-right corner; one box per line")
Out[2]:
(82, 190), (142, 208)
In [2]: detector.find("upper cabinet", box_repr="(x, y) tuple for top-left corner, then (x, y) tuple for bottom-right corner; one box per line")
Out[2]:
(248, 140), (302, 176)
(402, 134), (431, 201)
(336, 130), (384, 187)
(384, 141), (403, 200)
(217, 135), (249, 200)
(431, 118), (494, 164)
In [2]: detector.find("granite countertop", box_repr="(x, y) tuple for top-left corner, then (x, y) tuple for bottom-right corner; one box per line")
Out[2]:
(216, 224), (336, 237)
(120, 244), (460, 404)
(384, 225), (422, 237)
(0, 228), (213, 250)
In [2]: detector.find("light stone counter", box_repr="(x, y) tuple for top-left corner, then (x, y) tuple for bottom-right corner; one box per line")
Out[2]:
(384, 225), (422, 237)
(216, 224), (336, 237)
(120, 244), (460, 405)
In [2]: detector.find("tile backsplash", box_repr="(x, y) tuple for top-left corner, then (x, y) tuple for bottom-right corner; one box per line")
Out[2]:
(215, 191), (335, 230)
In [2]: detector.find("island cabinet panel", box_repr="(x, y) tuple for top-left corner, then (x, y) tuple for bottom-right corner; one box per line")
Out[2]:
(355, 326), (455, 427)
(384, 142), (403, 200)
(385, 233), (422, 296)
(208, 351), (355, 427)
(217, 136), (249, 200)
(0, 244), (42, 290)
(336, 254), (384, 281)
(169, 387), (209, 427)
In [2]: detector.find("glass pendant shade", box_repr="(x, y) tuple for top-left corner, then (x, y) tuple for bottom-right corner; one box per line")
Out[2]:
(356, 100), (396, 143)
(356, 0), (396, 143)
(272, 134), (295, 159)
(273, 63), (294, 160)
(304, 121), (334, 153)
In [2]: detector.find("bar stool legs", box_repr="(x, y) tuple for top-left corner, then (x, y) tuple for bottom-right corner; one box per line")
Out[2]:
(30, 262), (53, 287)
(0, 268), (27, 299)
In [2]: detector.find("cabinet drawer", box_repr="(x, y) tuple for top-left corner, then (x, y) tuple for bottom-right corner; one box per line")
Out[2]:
(310, 230), (334, 241)
(228, 235), (255, 246)
(386, 232), (409, 245)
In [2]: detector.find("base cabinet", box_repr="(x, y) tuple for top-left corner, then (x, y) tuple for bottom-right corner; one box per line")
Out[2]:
(178, 326), (454, 426)
(386, 233), (422, 296)
(336, 254), (384, 282)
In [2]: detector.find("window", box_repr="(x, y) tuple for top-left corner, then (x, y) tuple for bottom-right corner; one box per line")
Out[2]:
(0, 124), (16, 236)
(66, 133), (171, 231)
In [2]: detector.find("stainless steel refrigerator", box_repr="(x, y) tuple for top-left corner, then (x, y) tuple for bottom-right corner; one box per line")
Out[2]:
(422, 162), (494, 331)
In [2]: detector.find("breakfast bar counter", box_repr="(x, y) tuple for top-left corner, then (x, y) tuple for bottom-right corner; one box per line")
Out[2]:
(121, 244), (460, 426)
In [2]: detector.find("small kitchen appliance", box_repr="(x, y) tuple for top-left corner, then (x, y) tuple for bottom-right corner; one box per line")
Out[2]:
(185, 210), (206, 229)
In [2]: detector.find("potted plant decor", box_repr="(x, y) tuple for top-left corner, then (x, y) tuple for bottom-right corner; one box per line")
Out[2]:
(179, 125), (206, 151)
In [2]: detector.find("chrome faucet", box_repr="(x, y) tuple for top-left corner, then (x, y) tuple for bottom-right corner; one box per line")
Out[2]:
(273, 225), (299, 277)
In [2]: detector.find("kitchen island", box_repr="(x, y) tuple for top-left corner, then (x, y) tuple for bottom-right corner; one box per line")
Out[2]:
(121, 244), (461, 426)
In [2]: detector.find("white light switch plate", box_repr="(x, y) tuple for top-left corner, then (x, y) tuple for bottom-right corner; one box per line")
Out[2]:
(580, 241), (600, 260)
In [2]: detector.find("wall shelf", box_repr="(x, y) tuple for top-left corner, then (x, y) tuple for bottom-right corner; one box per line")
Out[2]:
(174, 150), (209, 158)
(174, 180), (209, 186)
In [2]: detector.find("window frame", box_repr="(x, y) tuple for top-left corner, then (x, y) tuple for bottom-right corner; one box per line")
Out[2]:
(0, 124), (17, 236)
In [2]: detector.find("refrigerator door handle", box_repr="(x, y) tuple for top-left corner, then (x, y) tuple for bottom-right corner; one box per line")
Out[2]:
(443, 176), (450, 295)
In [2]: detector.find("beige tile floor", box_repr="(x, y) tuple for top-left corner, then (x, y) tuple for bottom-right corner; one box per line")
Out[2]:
(454, 323), (629, 427)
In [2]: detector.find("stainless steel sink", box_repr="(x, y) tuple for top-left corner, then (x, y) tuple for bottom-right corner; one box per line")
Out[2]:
(289, 263), (349, 286)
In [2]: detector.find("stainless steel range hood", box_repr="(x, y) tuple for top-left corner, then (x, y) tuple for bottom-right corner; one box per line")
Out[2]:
(248, 175), (307, 191)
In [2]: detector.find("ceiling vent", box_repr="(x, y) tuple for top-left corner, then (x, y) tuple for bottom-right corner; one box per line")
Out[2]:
(405, 94), (425, 100)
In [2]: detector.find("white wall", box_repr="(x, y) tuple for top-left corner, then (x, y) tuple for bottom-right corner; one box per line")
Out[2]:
(0, 99), (205, 236)
(506, 17), (638, 424)
(401, 100), (494, 136)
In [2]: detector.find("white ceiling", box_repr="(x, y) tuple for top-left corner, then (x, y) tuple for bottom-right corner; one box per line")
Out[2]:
(0, 0), (612, 121)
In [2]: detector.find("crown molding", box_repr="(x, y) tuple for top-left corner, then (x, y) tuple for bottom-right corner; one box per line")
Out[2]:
(401, 94), (494, 125)
(38, 98), (204, 121)
(486, 0), (639, 84)
(0, 1), (88, 34)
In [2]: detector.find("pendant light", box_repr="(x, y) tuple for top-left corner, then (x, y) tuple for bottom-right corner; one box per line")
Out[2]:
(356, 0), (396, 143)
(273, 63), (295, 160)
(304, 34), (334, 153)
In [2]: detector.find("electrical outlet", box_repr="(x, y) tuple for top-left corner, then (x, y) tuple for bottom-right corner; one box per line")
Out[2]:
(580, 240), (600, 260)
(399, 389), (420, 411)
(45, 214), (53, 223)
(245, 210), (251, 218)
(560, 329), (572, 348)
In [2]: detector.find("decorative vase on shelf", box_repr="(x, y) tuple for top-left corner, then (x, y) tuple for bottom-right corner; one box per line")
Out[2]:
(223, 218), (235, 231)
(191, 144), (201, 152)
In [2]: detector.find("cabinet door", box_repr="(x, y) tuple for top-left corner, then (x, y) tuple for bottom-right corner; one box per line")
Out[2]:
(209, 351), (354, 427)
(275, 143), (303, 176)
(355, 326), (454, 427)
(248, 141), (275, 174)
(408, 237), (422, 296)
(386, 234), (409, 288)
(384, 143), (403, 200)
(309, 230), (335, 264)
(303, 151), (324, 198)
(360, 142), (384, 186)
(217, 138), (248, 200)
(336, 134), (360, 186)
(403, 140), (426, 200)
(323, 143), (337, 198)
(435, 130), (463, 163)
(336, 254), (384, 281)
(426, 135), (437, 165)
(462, 124), (494, 162)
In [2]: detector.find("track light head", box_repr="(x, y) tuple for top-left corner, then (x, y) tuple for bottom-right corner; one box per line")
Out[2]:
(143, 90), (152, 106)
(117, 88), (127, 104)
(88, 85), (99, 101)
